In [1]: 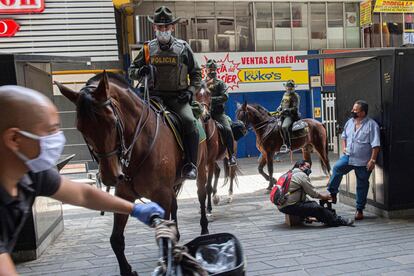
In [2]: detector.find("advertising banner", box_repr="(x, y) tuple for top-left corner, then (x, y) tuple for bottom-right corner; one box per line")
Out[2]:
(374, 0), (414, 13)
(194, 51), (309, 93)
(360, 0), (372, 27)
(0, 0), (44, 14)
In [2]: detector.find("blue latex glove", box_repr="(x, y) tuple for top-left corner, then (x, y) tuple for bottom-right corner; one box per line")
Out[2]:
(130, 202), (165, 225)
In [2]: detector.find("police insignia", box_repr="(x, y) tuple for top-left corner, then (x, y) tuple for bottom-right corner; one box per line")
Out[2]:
(151, 56), (177, 65)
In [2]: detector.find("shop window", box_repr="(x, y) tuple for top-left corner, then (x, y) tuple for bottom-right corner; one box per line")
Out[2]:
(216, 2), (235, 52)
(292, 2), (309, 50)
(236, 3), (254, 51)
(255, 2), (273, 51)
(382, 13), (403, 47)
(404, 14), (414, 45)
(327, 3), (344, 48)
(274, 2), (292, 50)
(364, 13), (381, 48)
(175, 2), (196, 43)
(311, 3), (327, 49)
(195, 18), (215, 52)
(345, 3), (360, 48)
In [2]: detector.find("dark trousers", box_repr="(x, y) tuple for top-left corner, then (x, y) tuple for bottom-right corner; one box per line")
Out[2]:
(280, 201), (338, 226)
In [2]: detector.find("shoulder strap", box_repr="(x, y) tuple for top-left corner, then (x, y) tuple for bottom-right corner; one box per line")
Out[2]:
(143, 42), (150, 65)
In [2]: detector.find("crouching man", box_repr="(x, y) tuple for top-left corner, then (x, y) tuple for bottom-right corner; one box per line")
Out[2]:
(278, 160), (354, 227)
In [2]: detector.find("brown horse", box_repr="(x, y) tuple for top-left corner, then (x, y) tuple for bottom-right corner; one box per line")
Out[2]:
(56, 72), (208, 276)
(196, 86), (238, 209)
(236, 102), (330, 191)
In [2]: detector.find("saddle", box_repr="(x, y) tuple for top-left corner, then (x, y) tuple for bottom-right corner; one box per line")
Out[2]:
(150, 98), (206, 150)
(278, 118), (309, 139)
(214, 115), (247, 142)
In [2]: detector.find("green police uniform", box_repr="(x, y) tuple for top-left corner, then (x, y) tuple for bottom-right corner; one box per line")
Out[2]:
(206, 59), (237, 165)
(275, 80), (300, 152)
(128, 6), (202, 179)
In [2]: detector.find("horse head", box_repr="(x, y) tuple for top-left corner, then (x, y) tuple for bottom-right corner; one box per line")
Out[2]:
(195, 83), (212, 121)
(56, 71), (137, 186)
(236, 102), (271, 129)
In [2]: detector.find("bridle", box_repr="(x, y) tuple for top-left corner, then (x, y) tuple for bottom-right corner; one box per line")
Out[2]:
(80, 80), (159, 176)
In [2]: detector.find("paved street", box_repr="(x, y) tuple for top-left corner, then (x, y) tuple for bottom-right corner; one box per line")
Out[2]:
(16, 154), (414, 276)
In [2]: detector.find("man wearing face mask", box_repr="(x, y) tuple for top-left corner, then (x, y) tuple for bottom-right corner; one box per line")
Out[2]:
(273, 80), (301, 153)
(0, 86), (165, 275)
(128, 6), (202, 180)
(327, 100), (380, 220)
(205, 59), (237, 166)
(278, 160), (354, 227)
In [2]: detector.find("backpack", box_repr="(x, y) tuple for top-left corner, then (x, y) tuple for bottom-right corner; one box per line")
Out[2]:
(270, 170), (301, 206)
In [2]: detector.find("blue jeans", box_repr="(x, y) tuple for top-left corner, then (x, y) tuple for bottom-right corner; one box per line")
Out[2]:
(328, 155), (372, 210)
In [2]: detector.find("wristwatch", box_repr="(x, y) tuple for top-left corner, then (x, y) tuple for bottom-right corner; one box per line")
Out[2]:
(370, 159), (376, 163)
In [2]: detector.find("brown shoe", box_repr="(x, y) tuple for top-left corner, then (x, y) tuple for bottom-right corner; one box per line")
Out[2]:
(355, 209), (364, 220)
(331, 193), (337, 204)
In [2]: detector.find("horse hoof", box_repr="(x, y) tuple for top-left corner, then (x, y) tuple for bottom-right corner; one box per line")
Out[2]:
(201, 229), (209, 235)
(227, 196), (233, 204)
(132, 271), (138, 276)
(213, 195), (220, 205)
(207, 213), (214, 222)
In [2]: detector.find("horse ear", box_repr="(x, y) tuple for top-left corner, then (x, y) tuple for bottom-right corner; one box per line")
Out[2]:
(242, 101), (247, 111)
(94, 70), (110, 101)
(236, 102), (241, 110)
(54, 81), (79, 104)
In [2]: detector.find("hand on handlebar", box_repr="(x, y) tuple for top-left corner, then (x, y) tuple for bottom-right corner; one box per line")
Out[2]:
(131, 202), (165, 226)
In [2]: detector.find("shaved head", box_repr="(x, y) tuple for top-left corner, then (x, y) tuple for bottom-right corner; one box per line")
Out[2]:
(0, 85), (55, 133)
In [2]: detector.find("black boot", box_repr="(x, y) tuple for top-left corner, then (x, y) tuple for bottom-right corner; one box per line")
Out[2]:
(280, 129), (291, 153)
(225, 129), (237, 166)
(182, 130), (199, 180)
(335, 216), (354, 227)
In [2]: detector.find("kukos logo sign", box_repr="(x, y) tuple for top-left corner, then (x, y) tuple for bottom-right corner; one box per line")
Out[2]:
(0, 0), (45, 14)
(195, 51), (309, 93)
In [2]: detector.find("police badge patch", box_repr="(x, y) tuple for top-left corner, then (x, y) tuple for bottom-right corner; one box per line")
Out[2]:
(151, 56), (178, 65)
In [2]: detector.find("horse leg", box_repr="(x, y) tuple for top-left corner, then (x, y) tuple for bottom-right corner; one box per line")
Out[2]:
(111, 213), (136, 276)
(170, 193), (180, 241)
(212, 162), (221, 205)
(258, 153), (271, 182)
(110, 186), (137, 276)
(266, 152), (275, 191)
(302, 145), (313, 164)
(206, 162), (214, 215)
(197, 170), (209, 235)
(228, 165), (236, 203)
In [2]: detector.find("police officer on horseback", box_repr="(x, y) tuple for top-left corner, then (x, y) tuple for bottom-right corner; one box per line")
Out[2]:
(205, 59), (237, 166)
(274, 80), (301, 153)
(128, 6), (202, 180)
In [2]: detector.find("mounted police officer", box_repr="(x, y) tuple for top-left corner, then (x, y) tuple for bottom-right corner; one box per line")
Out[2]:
(274, 80), (301, 153)
(128, 6), (202, 180)
(205, 59), (237, 166)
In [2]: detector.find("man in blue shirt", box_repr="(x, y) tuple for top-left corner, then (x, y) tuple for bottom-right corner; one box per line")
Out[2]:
(328, 100), (380, 220)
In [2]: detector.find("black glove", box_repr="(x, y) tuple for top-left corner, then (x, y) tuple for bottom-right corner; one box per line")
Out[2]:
(138, 65), (151, 77)
(178, 91), (193, 103)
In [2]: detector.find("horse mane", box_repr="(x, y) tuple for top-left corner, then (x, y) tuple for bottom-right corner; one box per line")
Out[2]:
(250, 104), (271, 116)
(78, 72), (133, 121)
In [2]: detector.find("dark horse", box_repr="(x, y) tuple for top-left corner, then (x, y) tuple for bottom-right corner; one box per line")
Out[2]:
(196, 86), (238, 208)
(236, 102), (330, 191)
(56, 72), (209, 276)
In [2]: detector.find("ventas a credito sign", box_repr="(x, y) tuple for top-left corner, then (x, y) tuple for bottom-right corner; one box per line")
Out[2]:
(0, 0), (45, 14)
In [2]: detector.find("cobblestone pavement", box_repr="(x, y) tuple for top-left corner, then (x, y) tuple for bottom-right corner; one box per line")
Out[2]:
(16, 154), (414, 276)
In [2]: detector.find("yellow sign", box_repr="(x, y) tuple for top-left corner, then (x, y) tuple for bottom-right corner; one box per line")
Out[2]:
(314, 107), (321, 118)
(360, 0), (372, 26)
(237, 68), (309, 85)
(374, 0), (414, 13)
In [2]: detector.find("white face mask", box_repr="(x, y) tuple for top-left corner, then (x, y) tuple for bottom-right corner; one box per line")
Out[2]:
(15, 130), (66, 173)
(156, 30), (172, 44)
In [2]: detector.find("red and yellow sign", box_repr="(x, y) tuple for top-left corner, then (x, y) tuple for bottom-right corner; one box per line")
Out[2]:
(374, 0), (414, 13)
(322, 50), (355, 86)
(360, 0), (372, 27)
(0, 0), (44, 14)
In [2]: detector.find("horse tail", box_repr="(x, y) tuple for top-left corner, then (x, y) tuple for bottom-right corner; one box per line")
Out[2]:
(222, 162), (242, 189)
(320, 123), (331, 175)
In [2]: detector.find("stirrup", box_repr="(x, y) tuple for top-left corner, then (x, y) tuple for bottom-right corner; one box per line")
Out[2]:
(279, 144), (290, 153)
(228, 155), (237, 166)
(181, 163), (198, 180)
